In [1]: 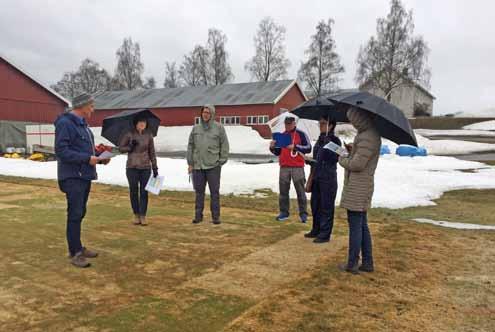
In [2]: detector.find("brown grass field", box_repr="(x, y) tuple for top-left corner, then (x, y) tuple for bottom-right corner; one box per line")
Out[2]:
(0, 175), (493, 331)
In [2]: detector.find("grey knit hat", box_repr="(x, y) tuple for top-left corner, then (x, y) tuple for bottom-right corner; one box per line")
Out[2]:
(72, 92), (94, 109)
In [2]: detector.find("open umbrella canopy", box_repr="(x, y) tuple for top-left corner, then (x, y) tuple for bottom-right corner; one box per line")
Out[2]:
(327, 91), (418, 146)
(291, 96), (345, 121)
(267, 112), (319, 141)
(101, 109), (161, 146)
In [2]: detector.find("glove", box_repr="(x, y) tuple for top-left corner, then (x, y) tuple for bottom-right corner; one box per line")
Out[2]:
(152, 168), (159, 177)
(128, 139), (138, 152)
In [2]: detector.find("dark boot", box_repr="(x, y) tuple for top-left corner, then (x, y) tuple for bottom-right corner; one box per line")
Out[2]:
(359, 264), (374, 273)
(212, 219), (221, 225)
(82, 247), (98, 258)
(337, 262), (359, 275)
(71, 252), (90, 268)
(313, 237), (329, 244)
(192, 218), (203, 224)
(304, 231), (318, 238)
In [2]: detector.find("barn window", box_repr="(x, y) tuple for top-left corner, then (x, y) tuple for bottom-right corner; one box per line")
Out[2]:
(220, 116), (240, 125)
(194, 117), (200, 125)
(247, 115), (269, 125)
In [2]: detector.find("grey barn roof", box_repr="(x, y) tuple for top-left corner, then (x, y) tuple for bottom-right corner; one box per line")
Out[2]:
(94, 80), (303, 110)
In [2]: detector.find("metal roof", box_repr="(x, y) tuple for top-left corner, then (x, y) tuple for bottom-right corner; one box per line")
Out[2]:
(94, 80), (305, 110)
(0, 53), (71, 106)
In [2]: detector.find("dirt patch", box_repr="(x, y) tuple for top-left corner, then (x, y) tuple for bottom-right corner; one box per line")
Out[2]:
(0, 203), (19, 209)
(182, 232), (346, 300)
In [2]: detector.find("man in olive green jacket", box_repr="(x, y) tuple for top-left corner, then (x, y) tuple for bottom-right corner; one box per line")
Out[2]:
(187, 104), (229, 224)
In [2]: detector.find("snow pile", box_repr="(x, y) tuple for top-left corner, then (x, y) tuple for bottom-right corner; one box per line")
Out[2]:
(412, 218), (495, 230)
(1, 154), (494, 210)
(415, 129), (495, 137)
(453, 108), (495, 118)
(463, 120), (495, 131)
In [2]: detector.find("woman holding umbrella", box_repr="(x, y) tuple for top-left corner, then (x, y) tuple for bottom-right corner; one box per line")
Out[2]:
(119, 114), (158, 226)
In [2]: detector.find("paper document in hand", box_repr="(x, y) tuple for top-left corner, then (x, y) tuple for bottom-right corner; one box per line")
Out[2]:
(145, 175), (165, 195)
(272, 133), (292, 148)
(97, 151), (115, 159)
(324, 141), (348, 157)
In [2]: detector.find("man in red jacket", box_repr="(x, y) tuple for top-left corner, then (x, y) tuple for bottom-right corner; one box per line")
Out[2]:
(269, 115), (312, 222)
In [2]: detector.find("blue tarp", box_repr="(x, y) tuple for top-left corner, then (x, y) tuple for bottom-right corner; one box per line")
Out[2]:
(396, 145), (428, 157)
(380, 145), (391, 155)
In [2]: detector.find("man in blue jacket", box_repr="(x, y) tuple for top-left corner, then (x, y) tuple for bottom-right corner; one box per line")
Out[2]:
(55, 92), (109, 268)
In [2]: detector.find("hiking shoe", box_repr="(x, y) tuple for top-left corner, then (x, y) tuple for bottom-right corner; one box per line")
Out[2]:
(212, 219), (221, 225)
(359, 265), (374, 273)
(192, 218), (203, 224)
(133, 214), (141, 225)
(71, 252), (90, 268)
(82, 247), (98, 258)
(299, 213), (308, 223)
(337, 262), (359, 275)
(313, 237), (329, 244)
(304, 232), (318, 238)
(140, 216), (148, 226)
(275, 213), (289, 221)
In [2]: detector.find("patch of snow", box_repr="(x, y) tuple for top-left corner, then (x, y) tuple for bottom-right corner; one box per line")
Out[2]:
(412, 218), (495, 230)
(463, 120), (495, 131)
(415, 129), (495, 137)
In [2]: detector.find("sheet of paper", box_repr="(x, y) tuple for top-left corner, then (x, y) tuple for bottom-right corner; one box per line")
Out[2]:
(272, 133), (292, 148)
(323, 141), (349, 157)
(145, 175), (165, 195)
(97, 151), (115, 159)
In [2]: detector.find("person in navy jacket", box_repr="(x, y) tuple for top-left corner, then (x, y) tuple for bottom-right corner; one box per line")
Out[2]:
(55, 92), (110, 268)
(304, 116), (341, 243)
(269, 114), (312, 222)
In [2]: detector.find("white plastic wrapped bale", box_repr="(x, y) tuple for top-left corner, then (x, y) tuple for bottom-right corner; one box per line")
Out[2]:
(463, 120), (495, 131)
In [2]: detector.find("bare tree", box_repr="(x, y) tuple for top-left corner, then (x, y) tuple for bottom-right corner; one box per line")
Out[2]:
(77, 58), (112, 93)
(298, 19), (344, 96)
(356, 0), (430, 101)
(163, 61), (180, 88)
(245, 17), (291, 81)
(143, 76), (156, 89)
(114, 37), (144, 90)
(51, 72), (82, 100)
(179, 45), (210, 86)
(51, 58), (111, 99)
(207, 28), (233, 85)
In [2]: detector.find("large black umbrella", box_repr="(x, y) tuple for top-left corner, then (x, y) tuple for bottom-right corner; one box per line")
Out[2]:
(102, 109), (160, 146)
(327, 91), (418, 146)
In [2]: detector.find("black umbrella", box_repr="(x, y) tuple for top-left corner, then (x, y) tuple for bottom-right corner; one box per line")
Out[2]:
(102, 109), (161, 146)
(327, 91), (418, 146)
(291, 96), (341, 121)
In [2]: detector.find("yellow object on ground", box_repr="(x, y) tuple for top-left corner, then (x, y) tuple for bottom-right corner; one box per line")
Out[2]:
(28, 153), (45, 161)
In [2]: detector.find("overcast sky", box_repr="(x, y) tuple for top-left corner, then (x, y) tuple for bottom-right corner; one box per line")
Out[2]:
(1, 0), (494, 115)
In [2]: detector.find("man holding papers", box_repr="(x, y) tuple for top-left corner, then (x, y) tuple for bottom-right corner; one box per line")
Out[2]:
(269, 114), (311, 222)
(55, 93), (110, 268)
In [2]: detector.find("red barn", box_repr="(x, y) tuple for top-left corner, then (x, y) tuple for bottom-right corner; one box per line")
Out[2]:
(0, 54), (69, 123)
(93, 80), (307, 137)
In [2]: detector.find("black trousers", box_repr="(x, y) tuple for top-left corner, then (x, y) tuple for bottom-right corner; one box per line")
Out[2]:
(126, 168), (151, 216)
(310, 178), (337, 240)
(58, 178), (91, 257)
(192, 166), (221, 220)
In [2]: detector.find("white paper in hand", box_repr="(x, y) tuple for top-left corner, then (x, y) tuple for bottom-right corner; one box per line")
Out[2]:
(324, 141), (349, 157)
(145, 175), (165, 195)
(97, 151), (115, 159)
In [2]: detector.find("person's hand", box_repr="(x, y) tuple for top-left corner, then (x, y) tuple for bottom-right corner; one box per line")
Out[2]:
(344, 143), (353, 153)
(270, 140), (276, 149)
(188, 165), (193, 174)
(89, 156), (99, 166)
(305, 182), (312, 193)
(129, 139), (138, 152)
(286, 144), (295, 151)
(99, 158), (111, 165)
(152, 168), (159, 177)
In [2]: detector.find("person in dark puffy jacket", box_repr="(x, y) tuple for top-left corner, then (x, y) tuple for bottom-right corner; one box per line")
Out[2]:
(119, 114), (158, 226)
(304, 116), (341, 243)
(55, 92), (110, 268)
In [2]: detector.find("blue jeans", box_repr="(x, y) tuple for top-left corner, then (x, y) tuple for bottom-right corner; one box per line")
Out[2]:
(59, 178), (91, 257)
(347, 210), (373, 267)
